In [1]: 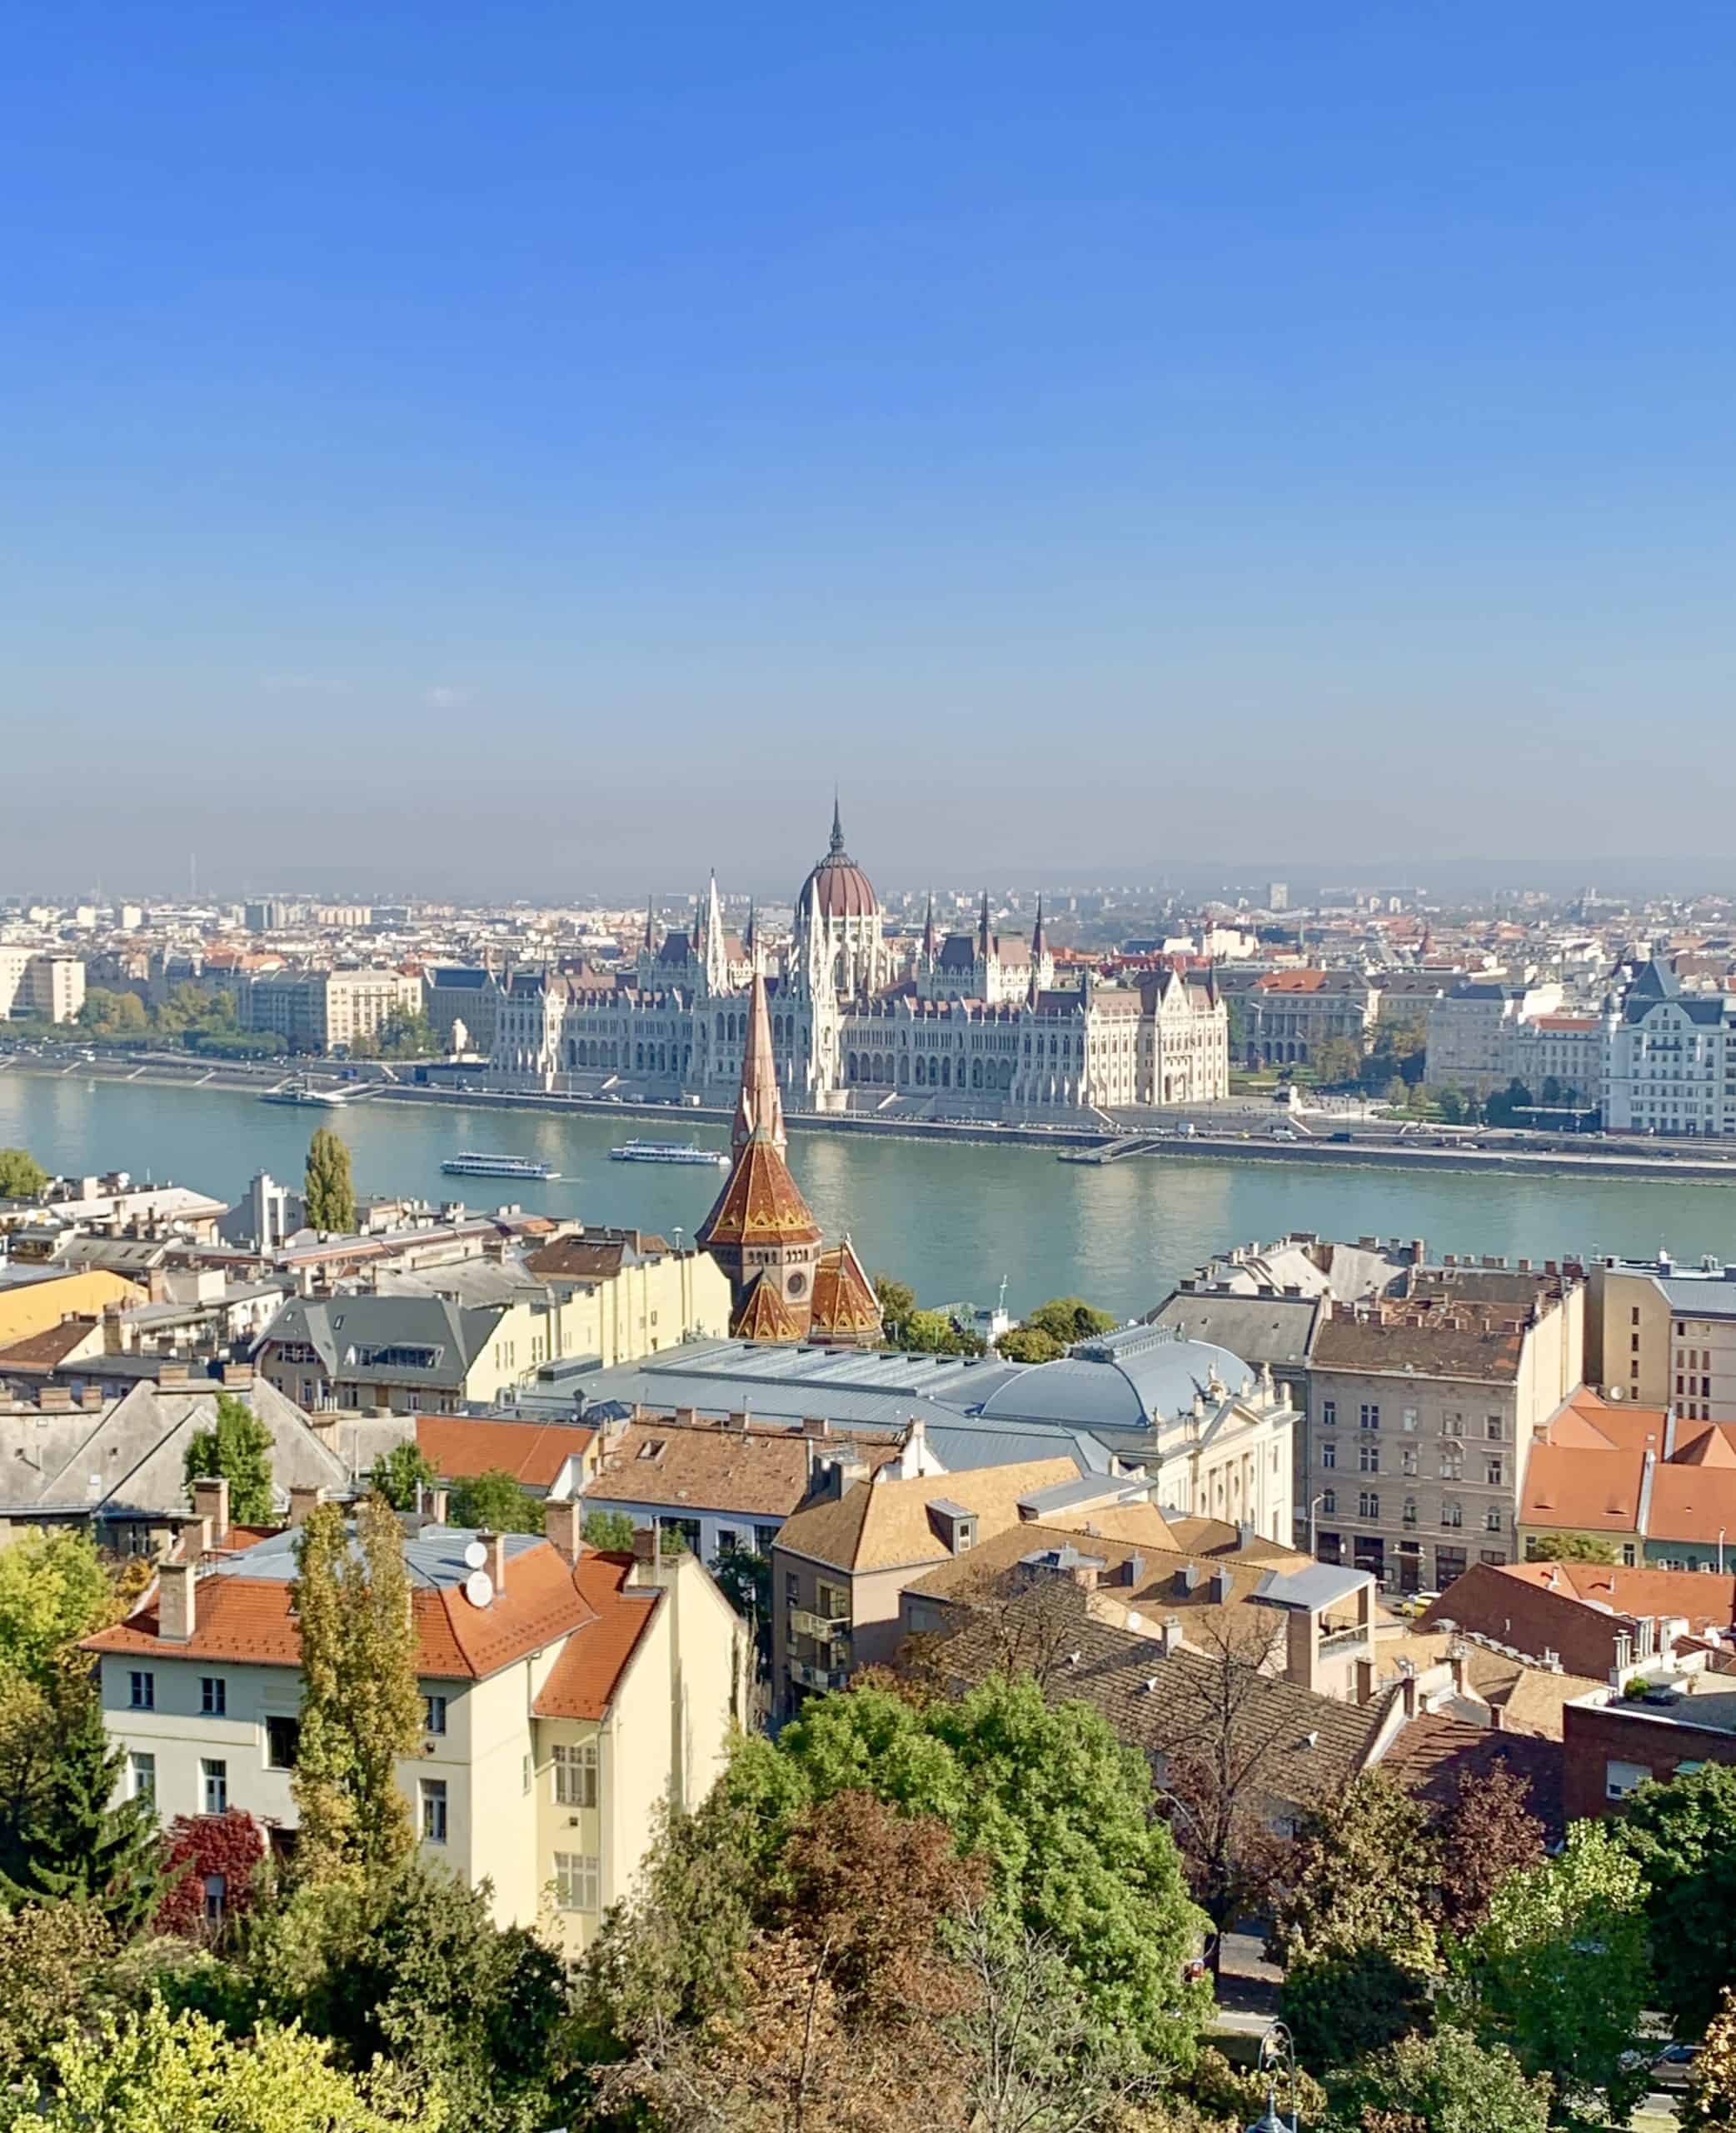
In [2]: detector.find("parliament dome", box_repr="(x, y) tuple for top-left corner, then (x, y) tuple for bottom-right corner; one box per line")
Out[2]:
(798, 801), (878, 922)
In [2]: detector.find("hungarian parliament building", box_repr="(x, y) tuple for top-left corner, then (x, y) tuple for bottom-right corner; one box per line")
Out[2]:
(486, 805), (1229, 1121)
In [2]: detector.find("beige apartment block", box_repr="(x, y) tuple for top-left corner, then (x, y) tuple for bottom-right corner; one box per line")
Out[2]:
(85, 1497), (745, 1954)
(245, 968), (422, 1052)
(0, 947), (87, 1023)
(1588, 1256), (1736, 1422)
(1305, 1266), (1584, 1596)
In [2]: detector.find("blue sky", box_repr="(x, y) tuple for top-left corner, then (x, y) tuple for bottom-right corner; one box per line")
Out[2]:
(6, 3), (1736, 897)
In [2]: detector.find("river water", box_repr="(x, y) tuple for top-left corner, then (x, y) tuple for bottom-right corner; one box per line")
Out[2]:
(3, 1073), (1735, 1320)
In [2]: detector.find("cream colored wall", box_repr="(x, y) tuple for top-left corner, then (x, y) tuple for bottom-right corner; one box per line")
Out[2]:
(543, 1251), (733, 1369)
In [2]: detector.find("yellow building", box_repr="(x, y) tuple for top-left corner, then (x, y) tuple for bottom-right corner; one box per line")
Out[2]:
(86, 1494), (745, 1952)
(0, 1269), (143, 1349)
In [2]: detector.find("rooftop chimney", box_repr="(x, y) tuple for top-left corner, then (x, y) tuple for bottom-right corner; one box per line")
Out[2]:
(287, 1484), (324, 1528)
(192, 1475), (230, 1548)
(429, 1486), (449, 1525)
(158, 1361), (190, 1388)
(544, 1496), (583, 1566)
(480, 1529), (506, 1591)
(158, 1559), (197, 1642)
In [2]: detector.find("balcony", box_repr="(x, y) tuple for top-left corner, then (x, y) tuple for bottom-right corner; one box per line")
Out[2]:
(788, 1660), (850, 1692)
(789, 1607), (851, 1641)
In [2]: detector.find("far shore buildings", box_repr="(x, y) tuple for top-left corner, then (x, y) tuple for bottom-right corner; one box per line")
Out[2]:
(485, 802), (1229, 1121)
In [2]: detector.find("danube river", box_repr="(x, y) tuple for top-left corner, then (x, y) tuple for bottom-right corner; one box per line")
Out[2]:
(4, 1073), (1736, 1320)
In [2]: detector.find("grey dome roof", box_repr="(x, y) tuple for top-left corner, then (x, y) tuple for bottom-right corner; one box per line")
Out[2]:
(973, 1325), (1253, 1434)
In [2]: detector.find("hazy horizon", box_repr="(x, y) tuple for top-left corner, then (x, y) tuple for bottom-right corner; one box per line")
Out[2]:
(8, 5), (1736, 894)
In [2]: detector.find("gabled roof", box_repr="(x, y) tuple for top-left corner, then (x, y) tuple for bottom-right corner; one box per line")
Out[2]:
(733, 1276), (808, 1344)
(257, 1293), (502, 1387)
(87, 1527), (656, 1703)
(532, 1552), (659, 1717)
(774, 1456), (1080, 1574)
(696, 1142), (822, 1251)
(415, 1415), (593, 1488)
(807, 1240), (883, 1346)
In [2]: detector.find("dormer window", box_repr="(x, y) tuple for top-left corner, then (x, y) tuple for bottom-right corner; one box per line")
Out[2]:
(638, 1440), (667, 1460)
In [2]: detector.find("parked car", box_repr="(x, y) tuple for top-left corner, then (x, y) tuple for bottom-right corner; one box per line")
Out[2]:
(1651, 2045), (1699, 2091)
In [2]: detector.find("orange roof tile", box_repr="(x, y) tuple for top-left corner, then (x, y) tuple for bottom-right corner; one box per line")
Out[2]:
(85, 1536), (620, 1685)
(416, 1416), (593, 1489)
(696, 1140), (822, 1251)
(533, 1553), (660, 1718)
(807, 1240), (882, 1346)
(733, 1276), (807, 1344)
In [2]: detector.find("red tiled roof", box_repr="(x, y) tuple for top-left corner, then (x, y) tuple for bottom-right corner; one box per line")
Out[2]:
(533, 1553), (659, 1718)
(416, 1416), (593, 1489)
(696, 1140), (822, 1250)
(83, 1536), (640, 1687)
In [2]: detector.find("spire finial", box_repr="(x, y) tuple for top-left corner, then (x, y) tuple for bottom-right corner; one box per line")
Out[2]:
(830, 790), (845, 856)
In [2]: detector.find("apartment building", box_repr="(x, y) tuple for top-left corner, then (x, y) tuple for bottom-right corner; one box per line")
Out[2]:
(257, 1242), (731, 1415)
(1424, 978), (1564, 1093)
(1242, 969), (1378, 1067)
(1587, 1254), (1736, 1420)
(1305, 1266), (1584, 1594)
(770, 1456), (1080, 1716)
(0, 947), (87, 1023)
(1604, 957), (1736, 1137)
(244, 968), (422, 1053)
(1519, 1386), (1736, 1571)
(85, 1497), (745, 1952)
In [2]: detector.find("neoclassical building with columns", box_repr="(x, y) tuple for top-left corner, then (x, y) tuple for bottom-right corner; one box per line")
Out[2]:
(487, 802), (1228, 1119)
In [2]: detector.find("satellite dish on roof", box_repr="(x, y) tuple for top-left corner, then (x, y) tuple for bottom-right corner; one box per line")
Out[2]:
(462, 1540), (488, 1570)
(463, 1570), (495, 1609)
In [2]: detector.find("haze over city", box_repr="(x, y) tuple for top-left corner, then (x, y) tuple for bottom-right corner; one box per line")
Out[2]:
(9, 2), (1736, 893)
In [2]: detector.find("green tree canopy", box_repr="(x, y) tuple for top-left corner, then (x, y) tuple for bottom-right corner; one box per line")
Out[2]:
(1270, 1774), (1440, 2068)
(1610, 1762), (1736, 2038)
(447, 1470), (542, 1536)
(871, 1274), (917, 1337)
(1684, 1986), (1736, 2133)
(581, 1508), (637, 1551)
(368, 1443), (438, 1514)
(303, 1126), (356, 1235)
(1524, 1530), (1619, 1565)
(0, 1148), (48, 1199)
(291, 1497), (422, 1888)
(1329, 2025), (1550, 2133)
(721, 1676), (1209, 2065)
(0, 1691), (162, 1934)
(0, 1527), (115, 1696)
(900, 1307), (988, 1356)
(0, 1998), (444, 2133)
(1020, 1296), (1116, 1347)
(184, 1392), (275, 1526)
(995, 1324), (1065, 1364)
(1450, 1821), (1652, 2127)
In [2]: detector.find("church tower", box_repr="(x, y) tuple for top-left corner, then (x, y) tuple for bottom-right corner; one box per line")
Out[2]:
(697, 971), (822, 1332)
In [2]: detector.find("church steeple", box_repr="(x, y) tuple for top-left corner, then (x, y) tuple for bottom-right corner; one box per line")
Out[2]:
(830, 792), (846, 857)
(642, 896), (655, 955)
(977, 889), (991, 964)
(921, 892), (936, 964)
(744, 898), (756, 959)
(732, 969), (786, 1157)
(701, 871), (728, 995)
(1031, 893), (1045, 960)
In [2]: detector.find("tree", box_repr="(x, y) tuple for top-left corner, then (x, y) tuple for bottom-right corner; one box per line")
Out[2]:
(369, 1442), (439, 1513)
(723, 1676), (1209, 2064)
(304, 1126), (356, 1235)
(0, 1998), (444, 2133)
(872, 1274), (917, 1340)
(183, 1391), (275, 1526)
(1020, 1296), (1116, 1347)
(0, 1147), (48, 1199)
(902, 1307), (988, 1357)
(1436, 1086), (1467, 1124)
(447, 1469), (542, 1535)
(377, 1008), (439, 1059)
(1269, 1775), (1440, 2068)
(1524, 1531), (1618, 1564)
(1434, 1760), (1545, 1936)
(0, 1690), (162, 1933)
(291, 1496), (422, 1887)
(1684, 1987), (1736, 2133)
(1610, 1761), (1736, 2038)
(1313, 1037), (1365, 1088)
(0, 1526), (117, 1695)
(1329, 2026), (1549, 2133)
(0, 1901), (124, 2086)
(1145, 1610), (1299, 1966)
(268, 1862), (572, 2133)
(582, 1508), (637, 1551)
(995, 1325), (1065, 1364)
(714, 1545), (773, 1664)
(1450, 1821), (1651, 2127)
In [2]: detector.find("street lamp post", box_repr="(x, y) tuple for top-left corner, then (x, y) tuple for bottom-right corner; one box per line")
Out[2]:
(1308, 1492), (1328, 1559)
(1245, 2020), (1302, 2133)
